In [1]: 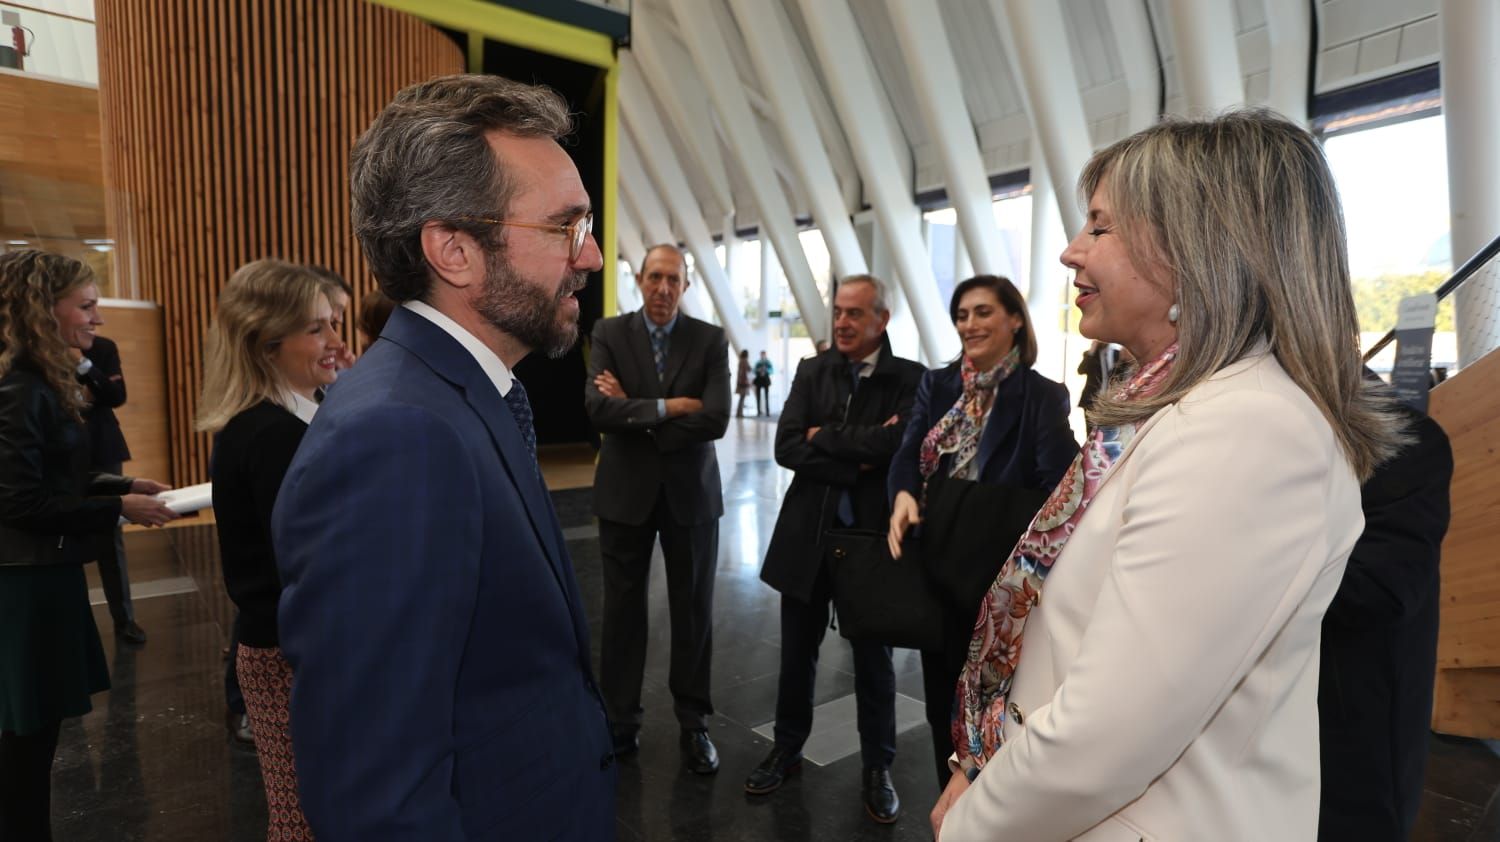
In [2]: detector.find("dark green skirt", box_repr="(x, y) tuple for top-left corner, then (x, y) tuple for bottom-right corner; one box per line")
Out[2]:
(0, 564), (110, 735)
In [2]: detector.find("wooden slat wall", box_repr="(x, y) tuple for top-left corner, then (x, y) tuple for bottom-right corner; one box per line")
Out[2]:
(96, 0), (462, 485)
(1428, 345), (1500, 737)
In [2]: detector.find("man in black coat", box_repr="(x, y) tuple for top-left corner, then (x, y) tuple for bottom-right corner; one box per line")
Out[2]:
(584, 244), (731, 775)
(744, 275), (924, 825)
(78, 335), (147, 644)
(1318, 399), (1453, 841)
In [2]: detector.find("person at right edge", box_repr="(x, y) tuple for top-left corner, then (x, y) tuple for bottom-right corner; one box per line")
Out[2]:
(1318, 395), (1452, 841)
(928, 110), (1409, 841)
(746, 274), (923, 824)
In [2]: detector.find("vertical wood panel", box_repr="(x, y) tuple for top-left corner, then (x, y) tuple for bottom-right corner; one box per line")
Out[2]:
(97, 0), (462, 484)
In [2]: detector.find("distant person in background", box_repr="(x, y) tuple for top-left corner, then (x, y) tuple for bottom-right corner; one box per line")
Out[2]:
(735, 349), (751, 418)
(0, 250), (176, 841)
(356, 288), (396, 349)
(1318, 395), (1452, 841)
(306, 265), (357, 372)
(1075, 339), (1118, 415)
(78, 333), (148, 646)
(753, 350), (774, 415)
(198, 258), (345, 840)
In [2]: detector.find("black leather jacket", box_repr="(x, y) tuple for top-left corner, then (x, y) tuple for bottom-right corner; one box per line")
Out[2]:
(0, 364), (132, 566)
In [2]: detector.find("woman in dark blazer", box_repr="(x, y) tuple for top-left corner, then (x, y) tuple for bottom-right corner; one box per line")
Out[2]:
(0, 250), (176, 839)
(197, 259), (344, 841)
(886, 274), (1077, 789)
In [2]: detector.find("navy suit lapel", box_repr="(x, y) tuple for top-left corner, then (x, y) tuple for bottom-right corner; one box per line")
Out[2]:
(380, 309), (588, 650)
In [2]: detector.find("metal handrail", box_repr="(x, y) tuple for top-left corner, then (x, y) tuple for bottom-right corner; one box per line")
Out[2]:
(1362, 231), (1500, 362)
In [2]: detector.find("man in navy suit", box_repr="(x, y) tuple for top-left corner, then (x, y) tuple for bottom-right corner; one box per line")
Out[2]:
(272, 75), (614, 840)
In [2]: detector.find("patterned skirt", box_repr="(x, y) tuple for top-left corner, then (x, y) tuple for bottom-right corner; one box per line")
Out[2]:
(237, 645), (314, 840)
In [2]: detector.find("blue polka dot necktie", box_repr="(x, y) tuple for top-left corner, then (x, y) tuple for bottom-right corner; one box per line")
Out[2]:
(651, 327), (668, 383)
(504, 378), (537, 468)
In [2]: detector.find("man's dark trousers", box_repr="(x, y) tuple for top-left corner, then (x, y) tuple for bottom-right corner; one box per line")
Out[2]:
(598, 492), (717, 732)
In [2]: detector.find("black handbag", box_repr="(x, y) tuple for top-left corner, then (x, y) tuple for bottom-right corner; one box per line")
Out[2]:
(824, 528), (944, 652)
(918, 471), (1051, 615)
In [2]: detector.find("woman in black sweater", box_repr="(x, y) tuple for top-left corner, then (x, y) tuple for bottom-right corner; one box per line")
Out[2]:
(0, 251), (177, 840)
(197, 259), (344, 841)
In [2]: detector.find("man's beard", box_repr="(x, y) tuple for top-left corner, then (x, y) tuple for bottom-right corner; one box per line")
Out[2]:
(475, 251), (586, 359)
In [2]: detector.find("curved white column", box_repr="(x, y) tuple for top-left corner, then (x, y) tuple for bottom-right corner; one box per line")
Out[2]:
(796, 0), (957, 363)
(886, 0), (1009, 276)
(620, 59), (753, 351)
(993, 0), (1093, 236)
(1441, 0), (1500, 365)
(665, 0), (830, 343)
(729, 0), (867, 281)
(1165, 0), (1244, 114)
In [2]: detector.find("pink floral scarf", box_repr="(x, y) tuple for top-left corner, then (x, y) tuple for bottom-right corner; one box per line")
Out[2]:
(919, 348), (1022, 484)
(953, 343), (1179, 774)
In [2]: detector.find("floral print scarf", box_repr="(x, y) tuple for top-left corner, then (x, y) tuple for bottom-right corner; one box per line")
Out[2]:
(953, 343), (1179, 775)
(919, 348), (1022, 485)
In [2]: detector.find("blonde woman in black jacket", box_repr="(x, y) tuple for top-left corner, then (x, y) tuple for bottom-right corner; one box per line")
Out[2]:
(0, 250), (176, 840)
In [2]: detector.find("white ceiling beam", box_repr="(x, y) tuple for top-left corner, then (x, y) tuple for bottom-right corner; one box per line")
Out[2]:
(795, 0), (954, 363)
(620, 55), (754, 351)
(667, 0), (830, 343)
(1107, 0), (1162, 133)
(1165, 0), (1245, 113)
(1264, 0), (1310, 124)
(886, 0), (1010, 277)
(993, 0), (1095, 236)
(618, 129), (677, 247)
(629, 13), (736, 213)
(730, 0), (867, 281)
(614, 202), (648, 315)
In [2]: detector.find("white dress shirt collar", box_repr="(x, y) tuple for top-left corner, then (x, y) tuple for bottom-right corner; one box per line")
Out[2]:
(277, 389), (320, 424)
(402, 300), (515, 398)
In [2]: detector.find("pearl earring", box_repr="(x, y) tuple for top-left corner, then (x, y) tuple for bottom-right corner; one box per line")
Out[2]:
(1167, 303), (1180, 324)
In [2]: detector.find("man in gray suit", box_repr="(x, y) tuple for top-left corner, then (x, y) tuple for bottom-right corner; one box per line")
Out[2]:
(584, 244), (730, 775)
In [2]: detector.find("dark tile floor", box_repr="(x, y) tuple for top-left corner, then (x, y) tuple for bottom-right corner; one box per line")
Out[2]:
(50, 419), (1500, 840)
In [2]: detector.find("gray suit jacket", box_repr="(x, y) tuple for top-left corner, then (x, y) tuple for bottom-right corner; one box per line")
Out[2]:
(584, 311), (730, 526)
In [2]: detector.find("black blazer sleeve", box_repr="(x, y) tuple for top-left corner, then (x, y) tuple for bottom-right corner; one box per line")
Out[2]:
(1324, 412), (1452, 628)
(0, 373), (123, 534)
(583, 317), (665, 432)
(887, 367), (940, 504)
(775, 357), (858, 487)
(81, 338), (127, 409)
(653, 322), (730, 453)
(1029, 376), (1080, 489)
(811, 370), (920, 466)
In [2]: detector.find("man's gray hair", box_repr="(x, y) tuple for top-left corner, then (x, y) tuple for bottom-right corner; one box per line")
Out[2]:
(837, 274), (889, 314)
(351, 74), (573, 302)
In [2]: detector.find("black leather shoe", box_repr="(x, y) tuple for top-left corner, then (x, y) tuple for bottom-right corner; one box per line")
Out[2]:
(115, 621), (148, 645)
(680, 729), (719, 775)
(744, 745), (802, 794)
(226, 710), (254, 746)
(612, 729), (639, 757)
(862, 765), (900, 824)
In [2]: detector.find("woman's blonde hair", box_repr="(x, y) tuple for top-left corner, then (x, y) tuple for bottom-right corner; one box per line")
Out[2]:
(1081, 109), (1405, 480)
(196, 259), (328, 433)
(0, 250), (97, 418)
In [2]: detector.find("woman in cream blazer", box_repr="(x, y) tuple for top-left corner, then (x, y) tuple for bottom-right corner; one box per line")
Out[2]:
(931, 111), (1409, 841)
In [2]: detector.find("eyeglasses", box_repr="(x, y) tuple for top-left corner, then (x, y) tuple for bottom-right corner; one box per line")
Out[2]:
(459, 212), (594, 262)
